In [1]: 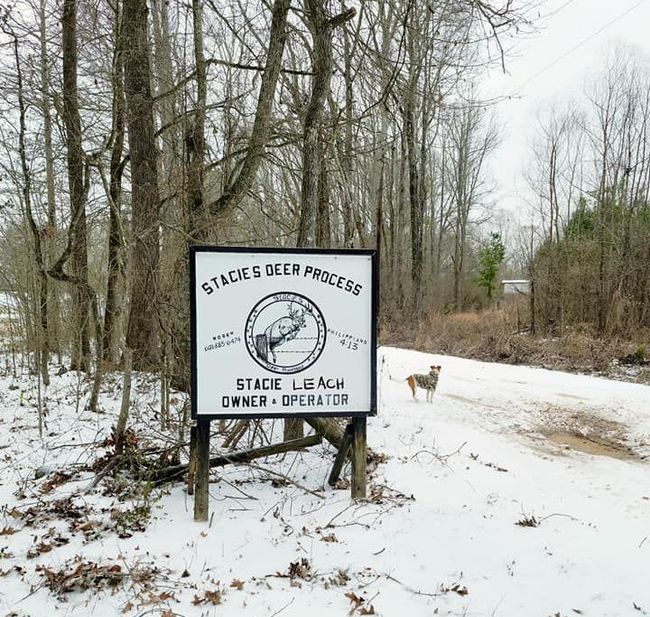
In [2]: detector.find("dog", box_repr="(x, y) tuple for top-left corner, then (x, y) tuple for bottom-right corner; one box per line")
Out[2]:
(406, 365), (442, 402)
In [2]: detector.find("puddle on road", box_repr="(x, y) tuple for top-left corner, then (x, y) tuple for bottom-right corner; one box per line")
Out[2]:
(532, 406), (646, 461)
(544, 430), (638, 460)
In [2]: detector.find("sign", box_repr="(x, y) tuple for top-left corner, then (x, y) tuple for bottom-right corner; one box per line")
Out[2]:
(190, 247), (377, 419)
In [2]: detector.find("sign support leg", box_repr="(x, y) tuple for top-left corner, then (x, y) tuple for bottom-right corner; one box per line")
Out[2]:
(193, 420), (210, 522)
(328, 422), (354, 486)
(187, 423), (197, 495)
(351, 417), (367, 499)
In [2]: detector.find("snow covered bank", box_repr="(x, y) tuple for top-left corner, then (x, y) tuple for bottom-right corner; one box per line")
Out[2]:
(0, 347), (648, 616)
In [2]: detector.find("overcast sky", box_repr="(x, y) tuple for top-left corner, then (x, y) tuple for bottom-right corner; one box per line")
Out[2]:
(484, 0), (650, 225)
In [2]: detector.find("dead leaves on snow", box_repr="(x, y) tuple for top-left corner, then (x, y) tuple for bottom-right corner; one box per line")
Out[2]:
(187, 579), (244, 608)
(0, 526), (17, 536)
(439, 581), (469, 596)
(14, 494), (153, 542)
(39, 471), (76, 494)
(35, 555), (165, 602)
(345, 591), (376, 615)
(192, 588), (223, 606)
(271, 558), (353, 592)
(26, 531), (69, 559)
(515, 514), (541, 528)
(324, 569), (350, 588)
(36, 558), (126, 598)
(285, 557), (313, 583)
(20, 496), (89, 527)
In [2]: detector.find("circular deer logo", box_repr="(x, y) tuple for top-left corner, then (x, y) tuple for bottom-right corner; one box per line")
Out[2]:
(244, 292), (326, 374)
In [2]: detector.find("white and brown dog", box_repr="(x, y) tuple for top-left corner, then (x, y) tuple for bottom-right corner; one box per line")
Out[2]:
(385, 359), (442, 402)
(405, 365), (442, 401)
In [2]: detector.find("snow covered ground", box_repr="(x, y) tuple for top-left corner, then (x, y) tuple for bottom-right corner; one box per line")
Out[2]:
(0, 346), (649, 616)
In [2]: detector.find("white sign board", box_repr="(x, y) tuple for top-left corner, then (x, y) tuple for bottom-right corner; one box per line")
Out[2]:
(190, 247), (377, 419)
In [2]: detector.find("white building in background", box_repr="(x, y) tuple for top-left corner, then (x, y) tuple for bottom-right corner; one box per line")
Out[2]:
(502, 280), (530, 296)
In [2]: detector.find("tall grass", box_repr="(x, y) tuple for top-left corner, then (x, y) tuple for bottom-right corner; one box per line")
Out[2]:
(381, 299), (650, 375)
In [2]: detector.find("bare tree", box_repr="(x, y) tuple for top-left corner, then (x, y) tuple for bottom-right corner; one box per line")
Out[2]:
(122, 0), (162, 369)
(101, 1), (126, 363)
(446, 100), (498, 311)
(62, 0), (91, 371)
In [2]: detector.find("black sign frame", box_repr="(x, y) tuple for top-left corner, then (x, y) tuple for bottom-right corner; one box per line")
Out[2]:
(190, 245), (378, 420)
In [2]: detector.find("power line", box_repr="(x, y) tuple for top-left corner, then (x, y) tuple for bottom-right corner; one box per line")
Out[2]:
(539, 0), (580, 21)
(514, 0), (647, 94)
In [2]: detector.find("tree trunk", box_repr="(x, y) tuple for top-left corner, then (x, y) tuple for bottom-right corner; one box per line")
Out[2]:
(340, 11), (355, 247)
(62, 0), (90, 371)
(103, 4), (126, 363)
(210, 0), (291, 218)
(13, 35), (50, 388)
(122, 0), (161, 370)
(188, 0), (207, 239)
(290, 0), (335, 440)
(291, 1), (355, 441)
(115, 348), (132, 454)
(297, 1), (331, 247)
(405, 101), (423, 312)
(38, 0), (59, 358)
(315, 131), (331, 247)
(297, 2), (355, 246)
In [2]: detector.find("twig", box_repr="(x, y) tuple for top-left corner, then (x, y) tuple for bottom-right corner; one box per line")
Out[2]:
(245, 463), (324, 500)
(17, 581), (47, 603)
(269, 597), (295, 617)
(85, 457), (117, 493)
(385, 573), (441, 598)
(45, 441), (102, 451)
(358, 573), (382, 589)
(491, 595), (506, 616)
(410, 441), (467, 463)
(219, 477), (258, 500)
(367, 591), (380, 606)
(537, 512), (577, 524)
(135, 610), (188, 617)
(149, 434), (322, 483)
(324, 502), (356, 528)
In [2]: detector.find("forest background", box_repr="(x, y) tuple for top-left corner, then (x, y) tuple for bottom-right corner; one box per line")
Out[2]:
(0, 0), (649, 417)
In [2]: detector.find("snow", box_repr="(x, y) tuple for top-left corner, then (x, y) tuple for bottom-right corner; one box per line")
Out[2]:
(0, 347), (649, 616)
(0, 292), (18, 309)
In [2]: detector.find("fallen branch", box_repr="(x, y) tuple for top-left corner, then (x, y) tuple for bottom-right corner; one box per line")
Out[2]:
(148, 434), (323, 483)
(245, 463), (325, 499)
(328, 422), (353, 486)
(304, 417), (345, 448)
(85, 457), (117, 493)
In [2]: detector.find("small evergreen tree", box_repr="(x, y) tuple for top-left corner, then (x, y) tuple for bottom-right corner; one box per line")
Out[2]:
(477, 232), (506, 300)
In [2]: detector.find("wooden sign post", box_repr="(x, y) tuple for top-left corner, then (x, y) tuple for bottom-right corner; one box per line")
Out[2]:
(351, 417), (367, 499)
(193, 420), (210, 522)
(190, 247), (377, 520)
